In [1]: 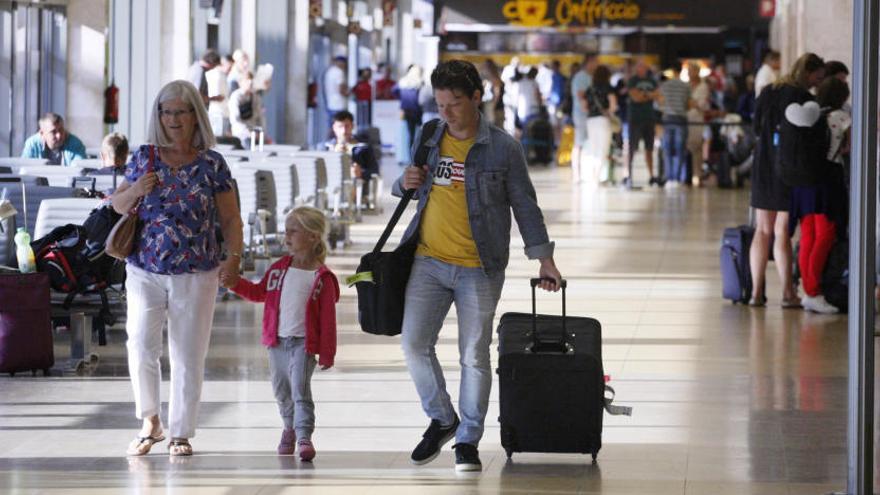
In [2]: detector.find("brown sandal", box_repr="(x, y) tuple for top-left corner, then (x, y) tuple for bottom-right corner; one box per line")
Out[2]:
(126, 434), (165, 456)
(168, 439), (193, 457)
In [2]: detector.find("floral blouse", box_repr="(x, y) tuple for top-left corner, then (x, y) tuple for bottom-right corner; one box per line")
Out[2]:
(124, 145), (234, 275)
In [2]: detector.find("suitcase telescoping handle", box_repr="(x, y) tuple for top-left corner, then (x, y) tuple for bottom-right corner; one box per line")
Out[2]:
(528, 277), (569, 353)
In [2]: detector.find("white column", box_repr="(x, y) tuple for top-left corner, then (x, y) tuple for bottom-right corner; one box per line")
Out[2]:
(287, 0), (310, 145)
(66, 0), (107, 148)
(160, 0), (190, 83)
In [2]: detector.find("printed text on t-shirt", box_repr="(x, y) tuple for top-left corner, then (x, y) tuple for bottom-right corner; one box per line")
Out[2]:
(434, 156), (465, 186)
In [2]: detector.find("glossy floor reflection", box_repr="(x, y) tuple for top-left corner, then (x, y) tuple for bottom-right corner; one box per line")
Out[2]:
(0, 157), (853, 494)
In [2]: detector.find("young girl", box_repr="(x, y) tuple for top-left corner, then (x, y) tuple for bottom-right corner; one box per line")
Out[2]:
(221, 206), (339, 461)
(789, 77), (850, 314)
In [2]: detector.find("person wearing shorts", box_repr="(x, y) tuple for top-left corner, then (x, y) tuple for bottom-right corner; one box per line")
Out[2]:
(624, 59), (659, 188)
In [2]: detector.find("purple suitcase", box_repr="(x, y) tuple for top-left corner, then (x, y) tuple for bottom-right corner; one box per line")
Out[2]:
(0, 271), (53, 376)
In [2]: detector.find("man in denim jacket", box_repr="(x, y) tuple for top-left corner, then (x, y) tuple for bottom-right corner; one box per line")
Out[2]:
(393, 60), (562, 472)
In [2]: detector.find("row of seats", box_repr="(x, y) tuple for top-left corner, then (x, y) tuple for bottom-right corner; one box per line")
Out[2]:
(0, 145), (373, 268)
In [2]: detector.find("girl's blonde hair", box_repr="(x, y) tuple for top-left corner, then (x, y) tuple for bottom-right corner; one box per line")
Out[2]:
(288, 206), (328, 264)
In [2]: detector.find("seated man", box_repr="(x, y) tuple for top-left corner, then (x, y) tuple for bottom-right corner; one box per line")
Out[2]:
(325, 111), (380, 207)
(21, 113), (87, 166)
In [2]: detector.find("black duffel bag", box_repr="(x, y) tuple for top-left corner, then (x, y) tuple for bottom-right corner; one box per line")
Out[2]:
(348, 119), (437, 336)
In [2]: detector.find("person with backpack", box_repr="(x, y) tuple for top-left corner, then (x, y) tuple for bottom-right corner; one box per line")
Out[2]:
(228, 71), (267, 149)
(749, 52), (826, 308)
(789, 77), (850, 313)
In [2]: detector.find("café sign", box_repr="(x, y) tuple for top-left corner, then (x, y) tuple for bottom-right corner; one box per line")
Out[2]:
(502, 0), (640, 27)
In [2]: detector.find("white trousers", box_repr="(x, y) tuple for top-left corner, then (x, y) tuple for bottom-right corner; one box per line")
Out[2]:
(585, 116), (612, 184)
(125, 264), (219, 439)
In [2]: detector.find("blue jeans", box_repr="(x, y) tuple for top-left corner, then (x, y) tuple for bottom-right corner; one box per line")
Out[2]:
(662, 117), (688, 183)
(268, 336), (317, 440)
(401, 255), (505, 445)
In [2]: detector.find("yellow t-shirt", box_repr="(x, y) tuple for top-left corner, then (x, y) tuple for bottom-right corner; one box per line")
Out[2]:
(415, 131), (481, 267)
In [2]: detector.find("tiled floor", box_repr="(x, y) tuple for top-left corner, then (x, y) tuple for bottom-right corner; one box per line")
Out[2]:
(0, 157), (855, 494)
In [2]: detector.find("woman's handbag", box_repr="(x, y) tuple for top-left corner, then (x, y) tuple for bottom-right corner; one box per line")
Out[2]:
(105, 146), (154, 260)
(347, 119), (438, 336)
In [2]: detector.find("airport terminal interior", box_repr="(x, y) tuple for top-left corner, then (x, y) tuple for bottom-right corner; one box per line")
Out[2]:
(0, 0), (874, 494)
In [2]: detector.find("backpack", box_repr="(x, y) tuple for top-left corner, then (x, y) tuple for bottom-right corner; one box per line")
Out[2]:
(31, 225), (105, 295)
(30, 222), (122, 335)
(239, 97), (254, 120)
(776, 94), (830, 187)
(81, 204), (126, 286)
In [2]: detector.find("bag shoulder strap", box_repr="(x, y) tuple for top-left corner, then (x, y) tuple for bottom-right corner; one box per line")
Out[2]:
(371, 119), (440, 255)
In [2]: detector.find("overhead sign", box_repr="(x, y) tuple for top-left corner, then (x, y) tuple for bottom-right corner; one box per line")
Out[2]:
(502, 0), (640, 28)
(441, 0), (768, 30)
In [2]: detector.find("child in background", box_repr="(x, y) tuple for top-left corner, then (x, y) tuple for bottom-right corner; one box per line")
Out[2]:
(94, 132), (129, 194)
(220, 207), (339, 461)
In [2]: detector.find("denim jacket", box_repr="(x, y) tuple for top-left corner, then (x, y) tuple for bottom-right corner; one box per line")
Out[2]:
(392, 114), (554, 276)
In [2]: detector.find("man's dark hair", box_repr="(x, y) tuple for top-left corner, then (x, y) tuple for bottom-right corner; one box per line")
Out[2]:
(201, 49), (221, 66)
(824, 60), (849, 78)
(764, 50), (780, 63)
(817, 77), (850, 110)
(332, 110), (355, 123)
(431, 60), (483, 99)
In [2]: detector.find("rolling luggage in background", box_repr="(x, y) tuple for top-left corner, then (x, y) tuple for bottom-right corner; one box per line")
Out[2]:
(0, 270), (53, 376)
(522, 117), (554, 165)
(355, 126), (383, 162)
(497, 278), (631, 461)
(720, 225), (754, 304)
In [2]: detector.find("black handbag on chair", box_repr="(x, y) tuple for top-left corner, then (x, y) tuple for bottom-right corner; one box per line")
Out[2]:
(348, 119), (438, 336)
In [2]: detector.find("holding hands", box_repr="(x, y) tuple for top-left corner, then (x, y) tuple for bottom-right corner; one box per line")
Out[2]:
(219, 260), (240, 289)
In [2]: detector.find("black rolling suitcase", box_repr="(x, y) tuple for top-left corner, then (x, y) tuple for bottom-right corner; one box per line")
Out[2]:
(497, 278), (631, 461)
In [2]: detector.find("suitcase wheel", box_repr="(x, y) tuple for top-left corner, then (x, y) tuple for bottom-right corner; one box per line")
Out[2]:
(591, 452), (598, 463)
(505, 448), (513, 460)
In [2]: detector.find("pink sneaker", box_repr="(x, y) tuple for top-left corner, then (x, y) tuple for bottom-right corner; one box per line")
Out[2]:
(298, 438), (316, 462)
(277, 429), (296, 455)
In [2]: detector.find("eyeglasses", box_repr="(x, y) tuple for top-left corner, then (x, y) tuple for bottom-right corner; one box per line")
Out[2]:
(159, 108), (194, 119)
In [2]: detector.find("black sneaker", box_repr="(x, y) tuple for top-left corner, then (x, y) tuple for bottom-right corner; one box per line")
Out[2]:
(410, 415), (460, 465)
(453, 443), (482, 472)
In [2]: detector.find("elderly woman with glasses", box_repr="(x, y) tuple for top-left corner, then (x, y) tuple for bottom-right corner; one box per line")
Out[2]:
(112, 80), (244, 457)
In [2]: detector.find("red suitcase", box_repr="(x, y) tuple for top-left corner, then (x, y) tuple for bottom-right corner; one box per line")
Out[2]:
(0, 270), (53, 376)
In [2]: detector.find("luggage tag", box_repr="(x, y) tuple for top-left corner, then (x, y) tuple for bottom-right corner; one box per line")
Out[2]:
(603, 376), (633, 416)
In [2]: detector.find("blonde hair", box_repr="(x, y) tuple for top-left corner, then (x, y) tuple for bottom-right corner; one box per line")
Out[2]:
(774, 52), (825, 90)
(101, 132), (129, 162)
(146, 80), (216, 150)
(288, 206), (328, 264)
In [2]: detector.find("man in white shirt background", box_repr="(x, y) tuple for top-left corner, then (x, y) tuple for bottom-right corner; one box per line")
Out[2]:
(323, 56), (350, 129)
(754, 50), (780, 97)
(207, 54), (233, 137)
